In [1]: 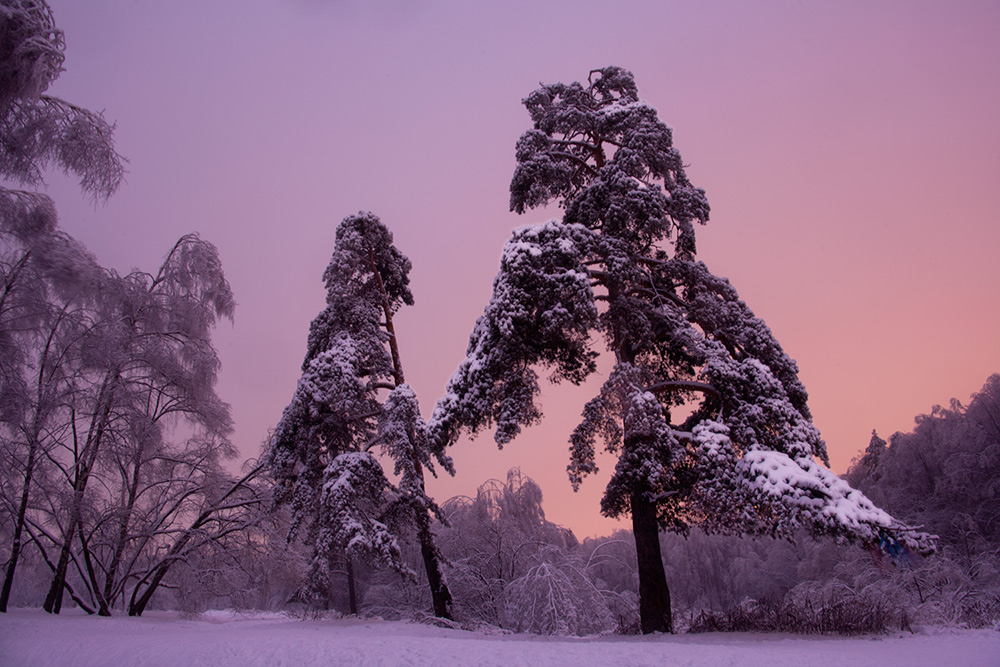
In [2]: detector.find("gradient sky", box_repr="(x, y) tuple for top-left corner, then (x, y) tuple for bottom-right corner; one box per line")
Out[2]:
(41, 0), (1000, 538)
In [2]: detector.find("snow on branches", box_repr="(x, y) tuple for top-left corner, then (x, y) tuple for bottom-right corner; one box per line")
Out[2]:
(267, 212), (453, 616)
(428, 221), (598, 450)
(1, 0), (125, 202)
(379, 384), (437, 501)
(502, 560), (613, 636)
(267, 213), (416, 575)
(318, 451), (408, 570)
(432, 67), (932, 591)
(510, 66), (709, 256)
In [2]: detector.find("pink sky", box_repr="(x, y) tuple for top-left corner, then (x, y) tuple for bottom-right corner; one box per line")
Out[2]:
(43, 0), (1000, 538)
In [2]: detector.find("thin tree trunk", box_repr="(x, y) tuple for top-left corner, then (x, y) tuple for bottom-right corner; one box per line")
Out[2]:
(20, 520), (95, 614)
(346, 558), (358, 615)
(631, 489), (672, 633)
(369, 249), (454, 620)
(128, 465), (262, 616)
(128, 544), (184, 617)
(0, 438), (38, 612)
(77, 523), (111, 616)
(102, 448), (144, 612)
(407, 453), (453, 619)
(42, 489), (82, 614)
(2, 312), (64, 612)
(44, 373), (117, 614)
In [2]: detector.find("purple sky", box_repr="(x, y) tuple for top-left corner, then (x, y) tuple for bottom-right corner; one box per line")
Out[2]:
(43, 0), (1000, 537)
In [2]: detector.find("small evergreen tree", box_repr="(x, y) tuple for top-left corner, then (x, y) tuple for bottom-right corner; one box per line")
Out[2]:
(844, 430), (887, 489)
(430, 67), (932, 633)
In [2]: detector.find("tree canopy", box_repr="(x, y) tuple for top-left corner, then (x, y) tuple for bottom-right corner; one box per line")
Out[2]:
(847, 374), (1000, 551)
(1, 0), (124, 206)
(430, 66), (931, 633)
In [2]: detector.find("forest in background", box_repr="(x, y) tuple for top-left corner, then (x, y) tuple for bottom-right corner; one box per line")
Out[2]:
(2, 0), (998, 637)
(4, 373), (999, 634)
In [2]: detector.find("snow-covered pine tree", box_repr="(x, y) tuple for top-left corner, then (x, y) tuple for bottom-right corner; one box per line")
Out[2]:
(267, 212), (453, 618)
(844, 430), (887, 489)
(429, 67), (933, 633)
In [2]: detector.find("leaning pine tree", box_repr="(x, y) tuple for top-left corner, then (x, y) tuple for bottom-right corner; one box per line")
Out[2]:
(267, 212), (454, 619)
(429, 67), (933, 634)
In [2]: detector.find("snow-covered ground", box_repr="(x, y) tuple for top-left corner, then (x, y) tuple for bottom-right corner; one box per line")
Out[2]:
(1, 608), (997, 667)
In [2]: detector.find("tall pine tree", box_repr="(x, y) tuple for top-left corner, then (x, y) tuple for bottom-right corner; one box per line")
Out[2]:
(430, 67), (931, 633)
(267, 212), (453, 618)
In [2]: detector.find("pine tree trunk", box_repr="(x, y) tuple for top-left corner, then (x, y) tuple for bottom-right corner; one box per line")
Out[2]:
(346, 558), (358, 616)
(370, 252), (453, 619)
(631, 489), (672, 634)
(613, 294), (673, 634)
(417, 517), (453, 619)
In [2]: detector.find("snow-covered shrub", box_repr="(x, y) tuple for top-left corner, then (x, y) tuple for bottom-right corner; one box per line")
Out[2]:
(436, 469), (578, 628)
(689, 585), (894, 635)
(360, 535), (433, 620)
(604, 590), (641, 635)
(686, 538), (1000, 635)
(578, 533), (642, 633)
(443, 560), (506, 628)
(836, 544), (1000, 629)
(661, 529), (802, 619)
(501, 556), (613, 636)
(0, 545), (49, 608)
(501, 562), (576, 635)
(362, 574), (429, 621)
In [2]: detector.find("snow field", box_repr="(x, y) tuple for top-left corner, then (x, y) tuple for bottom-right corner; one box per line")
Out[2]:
(1, 609), (998, 667)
